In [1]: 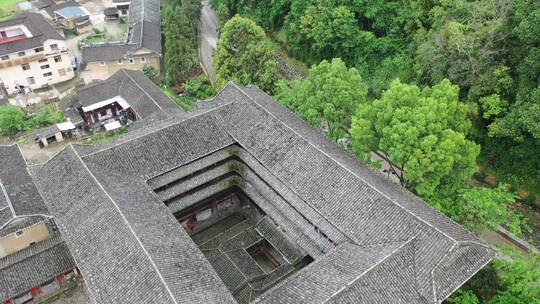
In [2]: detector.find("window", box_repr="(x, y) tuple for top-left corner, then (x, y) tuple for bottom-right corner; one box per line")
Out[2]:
(54, 55), (62, 63)
(43, 72), (52, 77)
(34, 46), (44, 53)
(21, 63), (30, 71)
(40, 64), (50, 70)
(27, 76), (35, 85)
(50, 43), (58, 51)
(58, 68), (66, 76)
(100, 61), (106, 66)
(18, 51), (25, 57)
(128, 58), (134, 64)
(117, 58), (123, 65)
(15, 230), (23, 237)
(38, 58), (48, 63)
(140, 56), (146, 63)
(1, 55), (9, 60)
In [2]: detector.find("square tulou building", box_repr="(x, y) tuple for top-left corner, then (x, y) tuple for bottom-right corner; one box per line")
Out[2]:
(20, 83), (494, 303)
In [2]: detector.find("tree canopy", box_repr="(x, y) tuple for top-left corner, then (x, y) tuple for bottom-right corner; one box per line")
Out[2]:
(276, 58), (367, 140)
(211, 0), (540, 192)
(0, 105), (25, 136)
(163, 5), (196, 86)
(350, 79), (479, 198)
(213, 15), (279, 93)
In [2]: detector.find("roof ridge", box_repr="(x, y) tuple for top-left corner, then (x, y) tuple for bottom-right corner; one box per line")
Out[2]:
(81, 102), (234, 157)
(231, 83), (458, 244)
(121, 69), (163, 112)
(66, 144), (179, 304)
(323, 237), (417, 303)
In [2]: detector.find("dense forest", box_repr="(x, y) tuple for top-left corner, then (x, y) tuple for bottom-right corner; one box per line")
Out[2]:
(205, 0), (540, 303)
(210, 0), (540, 197)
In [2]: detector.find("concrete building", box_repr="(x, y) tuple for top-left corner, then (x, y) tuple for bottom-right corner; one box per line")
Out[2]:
(31, 83), (495, 304)
(0, 13), (75, 95)
(38, 1), (92, 34)
(0, 144), (76, 304)
(81, 0), (161, 82)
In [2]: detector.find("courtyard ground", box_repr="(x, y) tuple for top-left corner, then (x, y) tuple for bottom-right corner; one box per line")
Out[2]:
(43, 283), (91, 304)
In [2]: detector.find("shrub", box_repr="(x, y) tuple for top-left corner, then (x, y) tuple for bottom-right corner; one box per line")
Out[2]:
(185, 75), (215, 100)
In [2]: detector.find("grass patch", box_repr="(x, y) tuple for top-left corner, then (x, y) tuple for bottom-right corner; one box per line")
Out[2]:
(0, 0), (23, 20)
(161, 86), (194, 111)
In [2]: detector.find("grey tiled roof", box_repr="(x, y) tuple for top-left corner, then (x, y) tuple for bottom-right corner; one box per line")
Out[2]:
(128, 0), (161, 53)
(0, 144), (49, 228)
(41, 0), (81, 19)
(80, 44), (132, 62)
(0, 13), (64, 56)
(255, 240), (423, 303)
(0, 236), (75, 301)
(68, 69), (181, 122)
(81, 0), (160, 63)
(32, 83), (494, 303)
(33, 145), (236, 304)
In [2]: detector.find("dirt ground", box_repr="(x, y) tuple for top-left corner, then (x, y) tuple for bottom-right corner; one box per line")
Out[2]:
(44, 283), (91, 304)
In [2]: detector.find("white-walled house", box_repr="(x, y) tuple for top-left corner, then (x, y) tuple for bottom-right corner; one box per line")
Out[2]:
(0, 13), (75, 95)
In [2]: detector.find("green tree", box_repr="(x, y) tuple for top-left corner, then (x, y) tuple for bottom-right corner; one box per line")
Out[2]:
(453, 248), (540, 304)
(447, 290), (480, 304)
(0, 105), (25, 136)
(350, 79), (479, 198)
(163, 5), (196, 86)
(213, 15), (280, 93)
(276, 58), (367, 140)
(298, 4), (360, 63)
(488, 249), (540, 304)
(24, 105), (63, 130)
(435, 184), (525, 236)
(142, 65), (161, 85)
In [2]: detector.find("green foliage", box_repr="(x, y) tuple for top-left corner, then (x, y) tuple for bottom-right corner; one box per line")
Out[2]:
(23, 104), (64, 131)
(214, 15), (280, 93)
(0, 105), (25, 136)
(185, 75), (216, 100)
(163, 5), (197, 86)
(276, 58), (367, 140)
(142, 65), (161, 85)
(435, 185), (525, 235)
(298, 4), (360, 63)
(455, 248), (540, 304)
(447, 290), (480, 304)
(350, 79), (479, 198)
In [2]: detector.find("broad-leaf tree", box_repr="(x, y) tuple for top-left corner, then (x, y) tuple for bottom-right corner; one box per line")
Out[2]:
(0, 105), (25, 136)
(350, 79), (479, 198)
(213, 15), (279, 93)
(276, 58), (367, 140)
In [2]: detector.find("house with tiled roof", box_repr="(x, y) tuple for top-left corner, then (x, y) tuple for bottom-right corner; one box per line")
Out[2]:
(80, 0), (161, 82)
(0, 144), (76, 304)
(30, 83), (495, 303)
(0, 13), (75, 94)
(38, 0), (92, 34)
(61, 69), (182, 130)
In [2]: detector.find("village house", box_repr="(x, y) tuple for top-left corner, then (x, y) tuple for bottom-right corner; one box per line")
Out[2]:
(0, 13), (75, 95)
(30, 83), (495, 304)
(62, 69), (181, 130)
(38, 0), (92, 34)
(0, 144), (76, 304)
(81, 0), (160, 82)
(104, 0), (130, 20)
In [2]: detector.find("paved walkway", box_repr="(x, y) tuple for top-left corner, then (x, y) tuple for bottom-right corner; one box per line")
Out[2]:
(198, 0), (219, 83)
